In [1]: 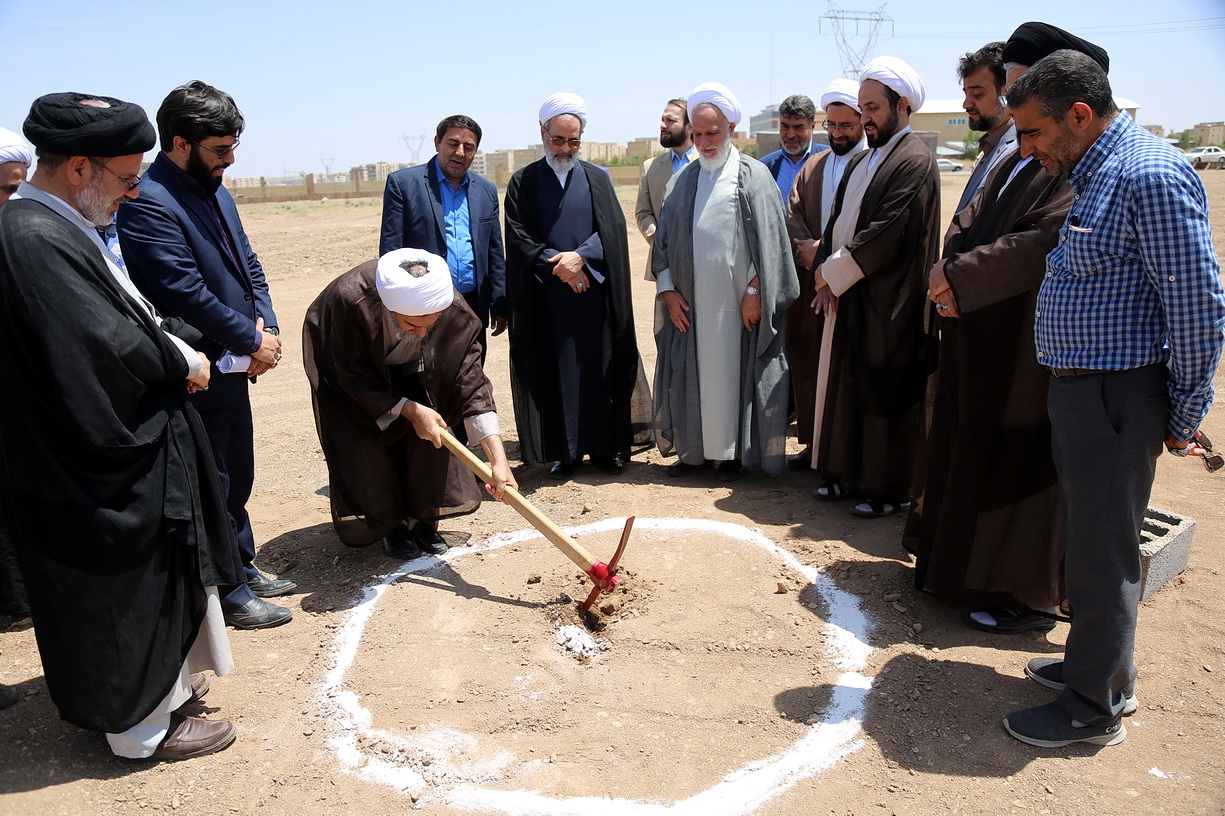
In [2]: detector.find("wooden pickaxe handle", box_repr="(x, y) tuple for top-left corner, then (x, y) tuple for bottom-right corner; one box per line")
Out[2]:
(437, 426), (600, 574)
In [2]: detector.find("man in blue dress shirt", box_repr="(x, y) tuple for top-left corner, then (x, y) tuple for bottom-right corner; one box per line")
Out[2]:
(380, 115), (506, 359)
(758, 94), (827, 203)
(1002, 50), (1225, 748)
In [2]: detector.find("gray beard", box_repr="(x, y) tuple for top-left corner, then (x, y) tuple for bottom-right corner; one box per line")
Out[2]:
(74, 172), (115, 227)
(544, 145), (577, 174)
(697, 139), (733, 172)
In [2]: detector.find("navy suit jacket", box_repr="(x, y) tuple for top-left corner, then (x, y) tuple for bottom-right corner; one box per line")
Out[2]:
(118, 152), (277, 410)
(380, 156), (506, 325)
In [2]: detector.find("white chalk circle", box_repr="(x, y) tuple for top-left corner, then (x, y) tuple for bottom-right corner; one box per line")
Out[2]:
(317, 518), (875, 814)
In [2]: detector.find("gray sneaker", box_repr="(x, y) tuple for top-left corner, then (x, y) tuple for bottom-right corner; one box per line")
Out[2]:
(1004, 701), (1126, 748)
(1025, 657), (1138, 715)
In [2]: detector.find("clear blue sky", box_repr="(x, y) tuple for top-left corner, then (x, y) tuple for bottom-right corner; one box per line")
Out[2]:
(2, 0), (1222, 178)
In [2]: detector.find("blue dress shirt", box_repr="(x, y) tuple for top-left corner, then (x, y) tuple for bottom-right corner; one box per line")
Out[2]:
(671, 146), (695, 176)
(1034, 114), (1225, 439)
(435, 162), (476, 294)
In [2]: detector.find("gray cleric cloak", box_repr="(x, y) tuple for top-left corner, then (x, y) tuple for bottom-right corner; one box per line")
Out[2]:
(302, 260), (495, 546)
(0, 197), (243, 733)
(651, 153), (800, 475)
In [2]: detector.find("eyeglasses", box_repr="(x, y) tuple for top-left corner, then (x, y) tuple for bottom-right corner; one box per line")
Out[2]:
(190, 139), (240, 159)
(822, 120), (858, 133)
(546, 135), (582, 149)
(90, 159), (141, 191)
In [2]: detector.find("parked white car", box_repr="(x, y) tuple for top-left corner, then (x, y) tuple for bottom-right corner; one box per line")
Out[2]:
(937, 158), (964, 172)
(1185, 145), (1225, 169)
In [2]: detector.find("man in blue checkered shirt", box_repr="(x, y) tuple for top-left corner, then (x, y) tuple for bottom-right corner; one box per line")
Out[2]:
(1001, 50), (1225, 748)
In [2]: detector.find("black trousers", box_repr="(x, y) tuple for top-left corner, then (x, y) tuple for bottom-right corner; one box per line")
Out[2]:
(198, 392), (258, 612)
(1048, 364), (1167, 724)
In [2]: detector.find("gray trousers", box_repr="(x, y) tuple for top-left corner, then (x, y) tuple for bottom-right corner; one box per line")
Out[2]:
(1048, 363), (1167, 725)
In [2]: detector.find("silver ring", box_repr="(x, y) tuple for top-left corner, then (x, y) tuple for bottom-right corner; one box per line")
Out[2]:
(937, 303), (948, 310)
(1168, 445), (1189, 457)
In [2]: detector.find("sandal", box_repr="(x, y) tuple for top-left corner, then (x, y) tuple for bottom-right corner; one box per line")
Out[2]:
(812, 479), (849, 501)
(966, 606), (1058, 634)
(849, 499), (909, 518)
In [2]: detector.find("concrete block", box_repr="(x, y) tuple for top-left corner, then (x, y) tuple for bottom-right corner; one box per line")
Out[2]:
(1139, 506), (1195, 602)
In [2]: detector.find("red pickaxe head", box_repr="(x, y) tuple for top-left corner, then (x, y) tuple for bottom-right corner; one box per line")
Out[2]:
(581, 515), (634, 612)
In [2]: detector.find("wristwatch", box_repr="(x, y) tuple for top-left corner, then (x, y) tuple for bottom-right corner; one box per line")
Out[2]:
(745, 285), (761, 296)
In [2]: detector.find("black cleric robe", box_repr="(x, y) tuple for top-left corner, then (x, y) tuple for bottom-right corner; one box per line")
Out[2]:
(504, 158), (650, 465)
(903, 153), (1073, 611)
(302, 260), (495, 547)
(0, 197), (243, 733)
(814, 132), (941, 501)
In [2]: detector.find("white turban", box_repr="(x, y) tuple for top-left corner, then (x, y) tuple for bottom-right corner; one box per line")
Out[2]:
(0, 127), (34, 167)
(820, 78), (861, 114)
(538, 93), (588, 129)
(687, 82), (742, 127)
(859, 56), (926, 112)
(375, 248), (454, 316)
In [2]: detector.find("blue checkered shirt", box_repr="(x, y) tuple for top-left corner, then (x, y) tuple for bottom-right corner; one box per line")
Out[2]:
(1034, 113), (1225, 440)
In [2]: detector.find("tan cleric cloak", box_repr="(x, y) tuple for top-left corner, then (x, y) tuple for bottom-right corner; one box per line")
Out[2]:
(784, 150), (834, 450)
(303, 260), (495, 547)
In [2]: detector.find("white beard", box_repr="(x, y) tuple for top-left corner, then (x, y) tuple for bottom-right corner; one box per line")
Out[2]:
(544, 145), (577, 175)
(697, 139), (733, 173)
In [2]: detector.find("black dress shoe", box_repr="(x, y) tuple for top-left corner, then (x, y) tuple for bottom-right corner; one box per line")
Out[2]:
(788, 448), (812, 471)
(382, 525), (423, 560)
(0, 683), (18, 710)
(224, 597), (293, 630)
(549, 461), (578, 479)
(247, 570), (297, 598)
(149, 713), (236, 761)
(667, 459), (711, 478)
(716, 459), (743, 482)
(591, 455), (624, 475)
(412, 522), (449, 555)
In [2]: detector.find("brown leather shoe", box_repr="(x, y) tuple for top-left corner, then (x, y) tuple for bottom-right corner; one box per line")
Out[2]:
(188, 673), (210, 704)
(150, 713), (236, 760)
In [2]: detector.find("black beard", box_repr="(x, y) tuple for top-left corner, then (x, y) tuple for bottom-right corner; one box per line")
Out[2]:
(866, 109), (900, 149)
(969, 109), (1003, 133)
(660, 129), (686, 148)
(186, 147), (224, 193)
(830, 135), (861, 156)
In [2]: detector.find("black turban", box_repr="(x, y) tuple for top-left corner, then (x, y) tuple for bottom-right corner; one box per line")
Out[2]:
(1003, 22), (1110, 73)
(23, 92), (156, 157)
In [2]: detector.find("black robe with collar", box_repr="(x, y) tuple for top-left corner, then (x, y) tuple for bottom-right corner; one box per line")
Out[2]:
(0, 197), (243, 733)
(503, 158), (650, 464)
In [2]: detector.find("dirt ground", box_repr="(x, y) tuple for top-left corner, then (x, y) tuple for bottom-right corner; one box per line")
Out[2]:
(2, 168), (1224, 816)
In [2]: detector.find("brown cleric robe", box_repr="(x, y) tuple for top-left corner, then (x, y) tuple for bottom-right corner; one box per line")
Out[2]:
(784, 150), (832, 449)
(903, 153), (1073, 611)
(813, 132), (941, 500)
(302, 260), (495, 547)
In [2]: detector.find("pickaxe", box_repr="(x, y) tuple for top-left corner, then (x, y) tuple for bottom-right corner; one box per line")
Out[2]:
(438, 427), (633, 611)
